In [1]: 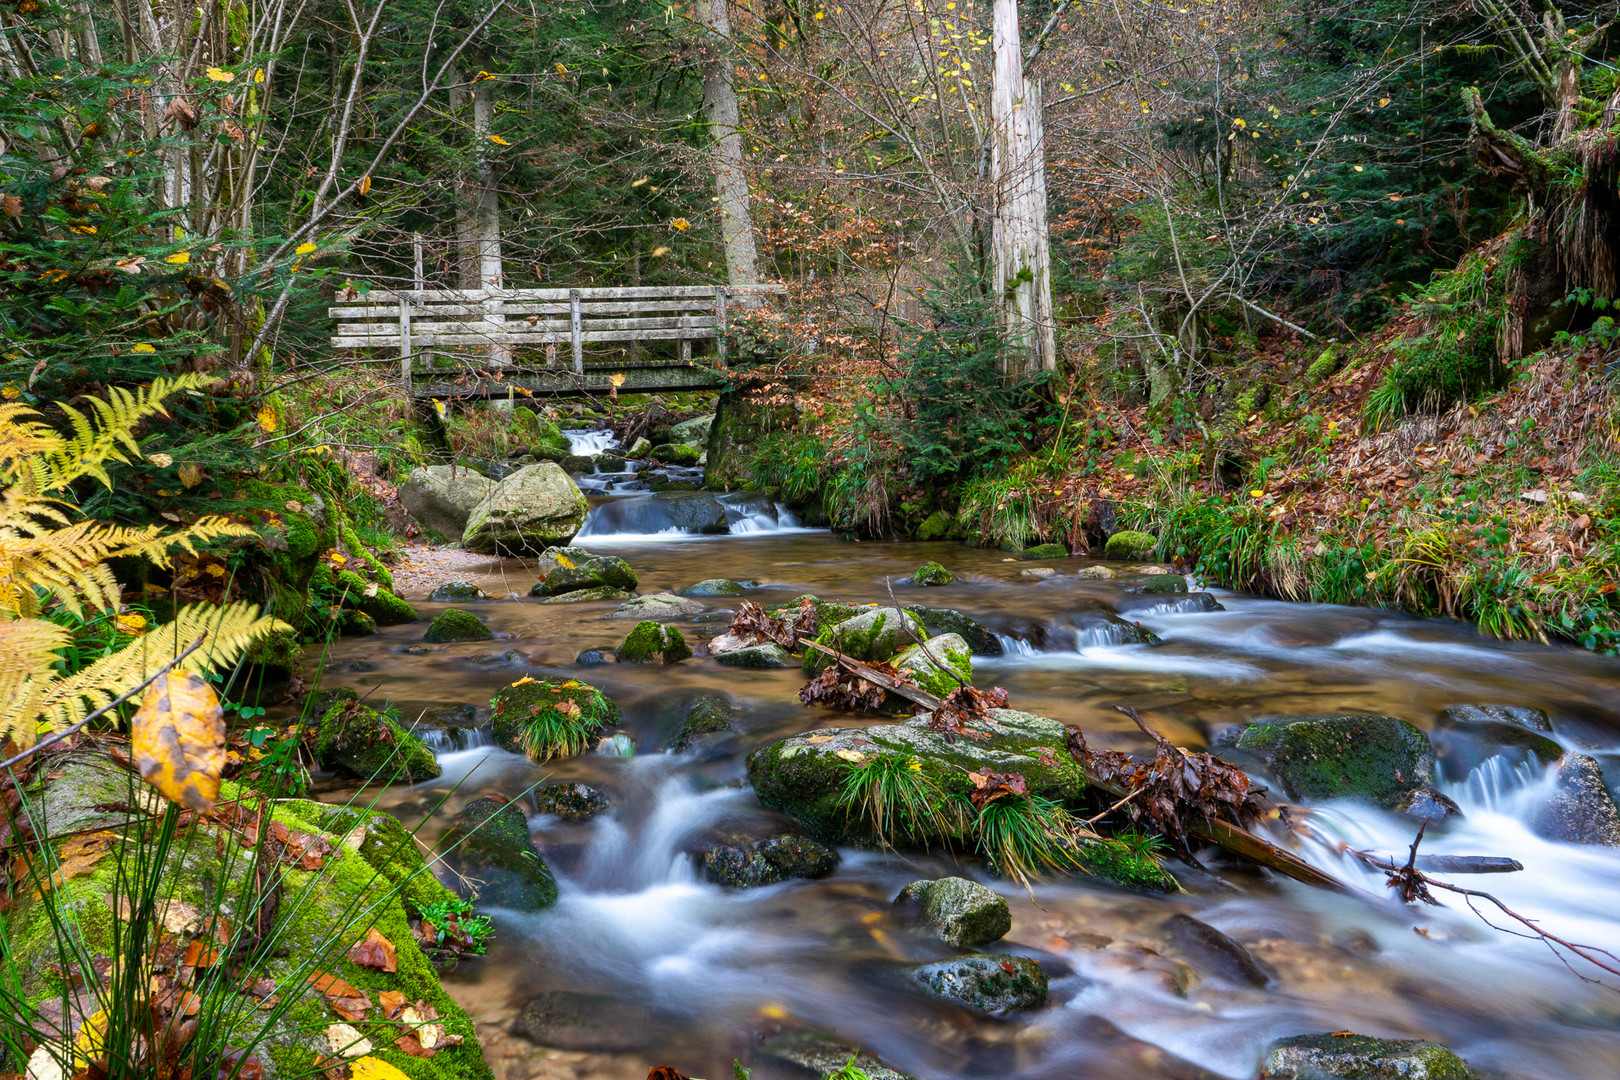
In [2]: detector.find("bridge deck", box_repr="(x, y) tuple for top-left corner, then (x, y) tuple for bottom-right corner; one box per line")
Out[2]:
(410, 361), (726, 400)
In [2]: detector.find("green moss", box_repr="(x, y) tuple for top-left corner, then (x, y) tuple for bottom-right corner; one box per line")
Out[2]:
(1234, 714), (1433, 808)
(1104, 530), (1159, 561)
(911, 561), (956, 586)
(1020, 543), (1068, 560)
(1074, 837), (1178, 892)
(339, 522), (395, 590)
(315, 703), (442, 782)
(802, 607), (922, 676)
(617, 620), (692, 664)
(336, 569), (418, 625)
(423, 608), (491, 643)
(651, 443), (702, 464)
(769, 594), (860, 630)
(1305, 345), (1343, 385)
(489, 678), (621, 761)
(435, 798), (558, 910)
(1142, 574), (1187, 594)
(915, 509), (952, 541)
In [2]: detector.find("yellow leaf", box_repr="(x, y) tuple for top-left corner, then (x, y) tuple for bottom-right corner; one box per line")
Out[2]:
(358, 175), (371, 196)
(254, 68), (265, 83)
(431, 398), (446, 419)
(632, 177), (650, 187)
(177, 462), (205, 488)
(508, 676), (536, 687)
(473, 70), (495, 82)
(131, 343), (156, 353)
(649, 246), (671, 258)
(1, 384), (19, 400)
(206, 67), (235, 82)
(1249, 489), (1265, 498)
(295, 241), (317, 255)
(131, 671), (227, 813)
(1378, 97), (1390, 107)
(351, 1058), (411, 1080)
(1353, 165), (1364, 172)
(835, 749), (866, 763)
(608, 373), (626, 388)
(554, 63), (568, 75)
(669, 218), (691, 232)
(554, 554), (575, 569)
(257, 406), (279, 433)
(489, 134), (509, 146)
(74, 1009), (109, 1070)
(71, 224), (97, 235)
(166, 251), (190, 265)
(116, 612), (147, 634)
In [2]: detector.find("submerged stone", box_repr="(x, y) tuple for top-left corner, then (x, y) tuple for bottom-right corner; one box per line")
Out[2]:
(911, 954), (1049, 1015)
(428, 580), (486, 603)
(437, 796), (558, 910)
(1075, 565), (1116, 579)
(534, 782), (613, 820)
(911, 561), (956, 586)
(423, 607), (491, 643)
(1261, 1034), (1477, 1080)
(671, 694), (736, 750)
(1432, 704), (1563, 782)
(896, 877), (1010, 947)
(1233, 714), (1435, 809)
(762, 1032), (915, 1080)
(538, 586), (635, 604)
(702, 834), (839, 888)
(1020, 543), (1068, 559)
(1140, 573), (1188, 594)
(681, 577), (748, 597)
(512, 991), (660, 1051)
(609, 592), (706, 619)
(1534, 754), (1620, 846)
(1161, 914), (1271, 988)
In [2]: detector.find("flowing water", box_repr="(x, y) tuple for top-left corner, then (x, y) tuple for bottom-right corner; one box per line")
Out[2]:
(311, 502), (1620, 1079)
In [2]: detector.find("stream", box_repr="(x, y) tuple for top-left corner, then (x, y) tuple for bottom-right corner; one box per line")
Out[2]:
(309, 484), (1620, 1080)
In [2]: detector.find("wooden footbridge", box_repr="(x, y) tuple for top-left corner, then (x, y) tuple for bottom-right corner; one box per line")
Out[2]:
(328, 284), (785, 400)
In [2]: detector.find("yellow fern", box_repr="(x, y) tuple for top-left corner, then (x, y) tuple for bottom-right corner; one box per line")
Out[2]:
(0, 378), (290, 752)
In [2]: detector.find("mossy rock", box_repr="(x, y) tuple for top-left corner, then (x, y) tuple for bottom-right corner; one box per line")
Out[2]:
(534, 783), (613, 820)
(769, 593), (861, 630)
(437, 797), (558, 910)
(910, 561), (956, 586)
(896, 877), (1010, 947)
(1141, 574), (1188, 595)
(1104, 530), (1159, 561)
(1020, 543), (1068, 560)
(651, 443), (703, 465)
(681, 578), (748, 597)
(337, 608), (377, 636)
(671, 694), (736, 749)
(237, 628), (303, 708)
(424, 608), (491, 643)
(906, 606), (1003, 657)
(336, 569), (417, 625)
(617, 620), (692, 664)
(537, 586), (636, 604)
(746, 709), (1087, 847)
(428, 581), (487, 603)
(1261, 1033), (1476, 1079)
(915, 509), (952, 542)
(714, 643), (794, 668)
(802, 606), (925, 676)
(1074, 837), (1178, 892)
(1304, 345), (1344, 386)
(891, 633), (972, 701)
(702, 834), (839, 888)
(4, 753), (488, 1080)
(911, 954), (1048, 1015)
(314, 703), (442, 783)
(533, 555), (638, 597)
(1234, 714), (1435, 809)
(489, 677), (621, 761)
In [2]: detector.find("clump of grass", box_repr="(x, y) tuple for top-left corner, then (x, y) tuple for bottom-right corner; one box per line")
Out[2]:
(970, 792), (1091, 888)
(836, 754), (958, 847)
(1074, 829), (1178, 892)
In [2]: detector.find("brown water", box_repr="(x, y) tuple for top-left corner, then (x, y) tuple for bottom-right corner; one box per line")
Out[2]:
(309, 529), (1620, 1080)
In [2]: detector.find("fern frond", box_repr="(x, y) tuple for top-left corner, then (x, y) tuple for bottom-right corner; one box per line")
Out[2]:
(22, 603), (292, 738)
(0, 618), (72, 752)
(51, 373), (217, 491)
(0, 404), (69, 496)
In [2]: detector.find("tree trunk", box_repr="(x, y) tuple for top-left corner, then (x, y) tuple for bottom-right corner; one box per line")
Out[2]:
(449, 65), (482, 291)
(695, 0), (761, 301)
(990, 0), (1056, 375)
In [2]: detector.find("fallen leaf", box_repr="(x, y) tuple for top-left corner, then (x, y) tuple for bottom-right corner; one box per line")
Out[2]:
(325, 1023), (372, 1059)
(805, 735), (836, 744)
(376, 990), (407, 1019)
(131, 671), (227, 813)
(348, 927), (397, 973)
(349, 1058), (410, 1080)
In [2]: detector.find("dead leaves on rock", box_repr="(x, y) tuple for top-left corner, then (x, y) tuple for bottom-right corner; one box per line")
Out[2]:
(966, 769), (1028, 810)
(348, 927), (398, 973)
(131, 670), (227, 813)
(730, 596), (816, 650)
(927, 684), (1006, 744)
(798, 662), (902, 713)
(309, 971), (372, 1023)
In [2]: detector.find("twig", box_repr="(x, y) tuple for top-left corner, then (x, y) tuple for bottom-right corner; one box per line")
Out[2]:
(0, 635), (208, 773)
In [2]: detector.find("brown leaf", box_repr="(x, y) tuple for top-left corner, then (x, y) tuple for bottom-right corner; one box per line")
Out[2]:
(328, 997), (370, 1023)
(348, 927), (397, 973)
(377, 989), (407, 1019)
(131, 671), (227, 813)
(392, 1035), (430, 1059)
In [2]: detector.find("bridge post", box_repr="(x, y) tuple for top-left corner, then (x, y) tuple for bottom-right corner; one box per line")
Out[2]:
(398, 295), (412, 389)
(715, 285), (728, 366)
(569, 289), (584, 377)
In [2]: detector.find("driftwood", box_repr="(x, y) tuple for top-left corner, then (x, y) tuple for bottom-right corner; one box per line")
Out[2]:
(799, 639), (940, 711)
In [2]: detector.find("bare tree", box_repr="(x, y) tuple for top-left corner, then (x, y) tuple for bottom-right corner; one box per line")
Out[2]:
(697, 0), (762, 295)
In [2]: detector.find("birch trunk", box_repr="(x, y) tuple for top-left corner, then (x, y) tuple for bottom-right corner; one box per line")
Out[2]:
(990, 0), (1056, 374)
(695, 0), (761, 300)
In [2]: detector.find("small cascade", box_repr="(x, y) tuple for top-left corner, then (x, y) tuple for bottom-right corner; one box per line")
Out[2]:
(565, 428), (621, 457)
(1442, 754), (1547, 814)
(577, 491), (813, 540)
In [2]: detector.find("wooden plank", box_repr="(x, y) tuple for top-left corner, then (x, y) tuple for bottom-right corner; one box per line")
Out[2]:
(398, 296), (412, 388)
(569, 289), (583, 377)
(330, 315), (720, 336)
(350, 284), (786, 303)
(411, 366), (727, 399)
(333, 327), (726, 348)
(331, 300), (721, 319)
(715, 286), (728, 366)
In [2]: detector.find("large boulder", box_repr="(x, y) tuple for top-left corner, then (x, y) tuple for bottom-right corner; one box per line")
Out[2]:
(896, 877), (1010, 947)
(399, 464), (493, 538)
(747, 709), (1087, 846)
(891, 633), (972, 699)
(652, 490), (730, 533)
(532, 554), (638, 598)
(1231, 714), (1435, 809)
(906, 606), (1003, 656)
(669, 413), (715, 443)
(911, 954), (1048, 1016)
(462, 462), (588, 554)
(1534, 754), (1620, 846)
(609, 592), (706, 620)
(803, 606), (927, 675)
(1432, 704), (1563, 781)
(438, 796), (558, 910)
(1261, 1034), (1477, 1079)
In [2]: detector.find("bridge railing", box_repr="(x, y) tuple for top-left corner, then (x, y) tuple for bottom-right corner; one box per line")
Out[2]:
(328, 284), (786, 389)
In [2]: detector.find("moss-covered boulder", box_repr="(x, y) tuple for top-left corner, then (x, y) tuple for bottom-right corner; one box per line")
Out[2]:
(3, 752), (489, 1080)
(906, 606), (1003, 656)
(1261, 1034), (1477, 1079)
(1233, 714), (1435, 808)
(534, 782), (613, 820)
(617, 620), (692, 664)
(423, 608), (491, 643)
(399, 464), (494, 538)
(437, 797), (558, 910)
(1020, 543), (1068, 560)
(1104, 530), (1159, 561)
(1140, 573), (1188, 595)
(771, 593), (861, 629)
(714, 642), (794, 668)
(747, 709), (1087, 846)
(891, 633), (972, 699)
(896, 877), (1009, 947)
(915, 510), (952, 542)
(536, 545), (600, 574)
(911, 954), (1048, 1015)
(702, 834), (839, 888)
(462, 462), (589, 554)
(532, 554), (638, 598)
(803, 606), (926, 676)
(538, 586), (635, 604)
(428, 580), (487, 602)
(911, 561), (956, 586)
(671, 695), (736, 749)
(651, 442), (703, 465)
(490, 677), (621, 761)
(314, 703), (442, 783)
(681, 578), (748, 597)
(336, 569), (417, 625)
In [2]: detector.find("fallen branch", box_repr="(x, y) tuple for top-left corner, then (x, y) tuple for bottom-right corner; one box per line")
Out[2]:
(799, 639), (941, 711)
